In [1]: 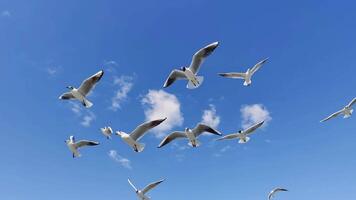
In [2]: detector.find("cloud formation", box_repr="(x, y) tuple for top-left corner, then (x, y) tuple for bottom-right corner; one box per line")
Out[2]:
(240, 104), (271, 129)
(69, 102), (96, 127)
(108, 150), (132, 169)
(201, 104), (220, 129)
(110, 75), (134, 111)
(1, 10), (11, 17)
(141, 90), (183, 138)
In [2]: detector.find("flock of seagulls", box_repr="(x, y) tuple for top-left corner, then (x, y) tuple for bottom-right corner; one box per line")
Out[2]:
(57, 41), (354, 200)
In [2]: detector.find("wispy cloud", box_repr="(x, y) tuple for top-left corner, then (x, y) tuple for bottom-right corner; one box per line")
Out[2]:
(213, 145), (232, 157)
(46, 66), (62, 77)
(240, 104), (271, 129)
(110, 75), (134, 111)
(201, 104), (220, 129)
(68, 102), (96, 127)
(108, 150), (132, 169)
(142, 90), (183, 138)
(1, 10), (11, 17)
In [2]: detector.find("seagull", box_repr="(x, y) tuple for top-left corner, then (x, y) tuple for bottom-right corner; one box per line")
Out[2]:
(268, 187), (288, 200)
(218, 58), (268, 86)
(320, 97), (356, 122)
(100, 126), (113, 139)
(59, 70), (104, 108)
(163, 41), (219, 89)
(115, 118), (167, 152)
(65, 136), (99, 158)
(128, 178), (164, 200)
(158, 123), (221, 148)
(216, 121), (264, 143)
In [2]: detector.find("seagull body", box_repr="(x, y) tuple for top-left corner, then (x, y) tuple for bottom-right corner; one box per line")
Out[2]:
(65, 136), (99, 158)
(128, 178), (164, 200)
(268, 188), (288, 200)
(163, 42), (219, 89)
(219, 58), (268, 86)
(217, 121), (264, 143)
(115, 118), (167, 152)
(100, 126), (113, 139)
(59, 70), (104, 108)
(321, 98), (356, 122)
(158, 123), (221, 148)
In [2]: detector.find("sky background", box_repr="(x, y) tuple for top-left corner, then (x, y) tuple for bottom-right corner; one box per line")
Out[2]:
(1, 0), (356, 199)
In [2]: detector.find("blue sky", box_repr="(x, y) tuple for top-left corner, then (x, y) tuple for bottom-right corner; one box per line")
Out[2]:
(1, 0), (356, 199)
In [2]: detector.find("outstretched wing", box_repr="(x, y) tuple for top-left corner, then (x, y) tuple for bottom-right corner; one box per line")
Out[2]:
(216, 134), (239, 141)
(268, 188), (288, 200)
(59, 92), (75, 100)
(250, 58), (268, 75)
(75, 140), (99, 148)
(244, 121), (264, 135)
(347, 97), (356, 107)
(320, 110), (343, 122)
(127, 179), (138, 192)
(218, 72), (246, 79)
(78, 70), (104, 96)
(142, 179), (165, 194)
(189, 42), (219, 74)
(163, 70), (186, 88)
(158, 131), (187, 148)
(193, 123), (221, 137)
(130, 118), (167, 141)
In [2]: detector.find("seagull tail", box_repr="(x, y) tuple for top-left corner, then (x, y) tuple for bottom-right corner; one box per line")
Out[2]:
(238, 137), (250, 143)
(83, 98), (93, 108)
(186, 76), (204, 89)
(135, 143), (145, 152)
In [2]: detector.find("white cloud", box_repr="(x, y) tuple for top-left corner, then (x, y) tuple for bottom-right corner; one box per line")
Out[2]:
(1, 10), (11, 17)
(141, 90), (183, 138)
(46, 66), (61, 76)
(240, 104), (271, 129)
(108, 150), (132, 169)
(68, 102), (96, 127)
(201, 104), (220, 129)
(110, 75), (134, 111)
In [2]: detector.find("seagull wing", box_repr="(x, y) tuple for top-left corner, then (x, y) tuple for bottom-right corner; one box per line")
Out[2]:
(218, 72), (246, 79)
(347, 97), (356, 107)
(320, 110), (344, 122)
(268, 188), (288, 200)
(216, 133), (239, 141)
(250, 58), (268, 75)
(128, 179), (138, 192)
(59, 92), (75, 100)
(158, 131), (187, 148)
(74, 140), (99, 148)
(77, 70), (104, 96)
(163, 70), (186, 88)
(244, 121), (264, 135)
(142, 179), (165, 194)
(189, 42), (219, 74)
(130, 118), (167, 141)
(193, 123), (221, 137)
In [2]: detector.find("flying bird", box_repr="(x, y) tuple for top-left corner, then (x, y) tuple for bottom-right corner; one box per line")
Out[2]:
(158, 123), (221, 148)
(216, 121), (264, 143)
(128, 178), (164, 200)
(163, 41), (219, 89)
(320, 97), (356, 122)
(100, 126), (113, 139)
(65, 136), (99, 158)
(268, 187), (288, 200)
(115, 118), (167, 152)
(59, 70), (104, 108)
(218, 58), (268, 86)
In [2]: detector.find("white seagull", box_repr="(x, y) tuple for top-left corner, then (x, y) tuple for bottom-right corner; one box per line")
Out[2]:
(320, 97), (356, 122)
(128, 178), (164, 200)
(268, 187), (288, 200)
(100, 126), (113, 139)
(65, 136), (99, 158)
(216, 121), (264, 143)
(59, 70), (104, 108)
(218, 58), (268, 86)
(115, 118), (167, 152)
(158, 123), (221, 148)
(163, 41), (219, 89)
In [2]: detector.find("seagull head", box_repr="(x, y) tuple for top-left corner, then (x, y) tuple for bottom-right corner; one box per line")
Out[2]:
(115, 131), (125, 137)
(238, 130), (243, 134)
(66, 86), (74, 90)
(185, 127), (191, 132)
(181, 67), (186, 72)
